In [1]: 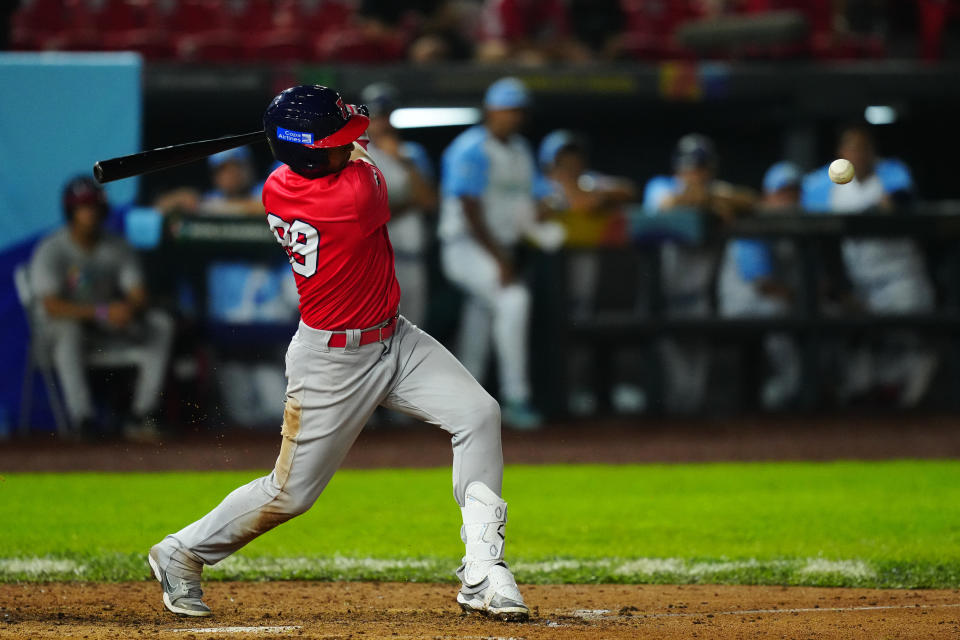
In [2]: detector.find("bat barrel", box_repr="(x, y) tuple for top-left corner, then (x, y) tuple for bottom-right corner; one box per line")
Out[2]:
(93, 130), (266, 184)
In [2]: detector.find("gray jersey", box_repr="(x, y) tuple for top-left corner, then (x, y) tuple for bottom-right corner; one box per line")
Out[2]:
(30, 228), (143, 305)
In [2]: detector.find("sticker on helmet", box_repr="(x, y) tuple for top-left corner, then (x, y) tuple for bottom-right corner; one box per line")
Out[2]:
(276, 127), (315, 145)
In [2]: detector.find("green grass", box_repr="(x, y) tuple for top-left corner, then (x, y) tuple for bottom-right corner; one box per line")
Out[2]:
(2, 461), (960, 587)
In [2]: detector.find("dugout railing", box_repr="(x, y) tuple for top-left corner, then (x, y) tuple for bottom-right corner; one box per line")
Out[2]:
(548, 206), (960, 417)
(145, 206), (960, 421)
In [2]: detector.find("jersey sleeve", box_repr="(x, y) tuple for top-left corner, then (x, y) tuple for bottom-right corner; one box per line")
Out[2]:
(733, 239), (774, 282)
(522, 138), (553, 200)
(401, 141), (435, 181)
(801, 165), (833, 213)
(114, 238), (145, 294)
(352, 160), (392, 234)
(877, 159), (913, 194)
(29, 236), (62, 299)
(642, 176), (677, 212)
(442, 137), (488, 199)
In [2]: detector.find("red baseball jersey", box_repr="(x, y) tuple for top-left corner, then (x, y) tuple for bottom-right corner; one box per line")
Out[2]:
(262, 160), (401, 331)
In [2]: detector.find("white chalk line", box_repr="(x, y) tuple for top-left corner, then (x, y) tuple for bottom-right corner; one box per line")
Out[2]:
(0, 555), (886, 582)
(168, 625), (301, 633)
(568, 602), (960, 621)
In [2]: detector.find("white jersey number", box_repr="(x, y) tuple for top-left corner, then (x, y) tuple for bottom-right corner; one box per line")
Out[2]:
(267, 213), (319, 278)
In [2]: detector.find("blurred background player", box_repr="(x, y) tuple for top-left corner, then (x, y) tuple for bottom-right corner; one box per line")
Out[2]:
(642, 134), (756, 412)
(360, 82), (437, 329)
(539, 129), (638, 414)
(539, 129), (635, 317)
(717, 161), (802, 410)
(439, 77), (559, 429)
(155, 146), (292, 427)
(802, 125), (937, 407)
(28, 176), (174, 441)
(154, 146), (264, 217)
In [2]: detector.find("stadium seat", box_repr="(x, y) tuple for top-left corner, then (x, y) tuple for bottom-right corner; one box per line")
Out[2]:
(103, 29), (175, 60)
(9, 0), (68, 48)
(168, 0), (232, 36)
(177, 29), (242, 62)
(244, 28), (310, 62)
(314, 28), (406, 63)
(301, 0), (355, 36)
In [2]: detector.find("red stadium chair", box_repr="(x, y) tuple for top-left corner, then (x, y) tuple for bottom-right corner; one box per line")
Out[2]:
(103, 28), (175, 60)
(314, 28), (406, 63)
(168, 0), (231, 36)
(234, 0), (275, 32)
(177, 29), (242, 62)
(244, 28), (310, 62)
(301, 0), (355, 37)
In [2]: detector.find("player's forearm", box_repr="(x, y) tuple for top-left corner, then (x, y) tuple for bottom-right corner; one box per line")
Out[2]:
(407, 167), (437, 211)
(350, 142), (373, 165)
(462, 197), (509, 263)
(42, 296), (97, 321)
(126, 286), (148, 313)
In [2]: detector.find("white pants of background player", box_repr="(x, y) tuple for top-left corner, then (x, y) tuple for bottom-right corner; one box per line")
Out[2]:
(658, 245), (717, 413)
(717, 266), (800, 409)
(441, 239), (532, 404)
(164, 316), (503, 563)
(842, 244), (937, 406)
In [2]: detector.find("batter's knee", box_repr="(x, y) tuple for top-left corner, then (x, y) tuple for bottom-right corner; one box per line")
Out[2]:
(466, 391), (501, 434)
(271, 489), (316, 519)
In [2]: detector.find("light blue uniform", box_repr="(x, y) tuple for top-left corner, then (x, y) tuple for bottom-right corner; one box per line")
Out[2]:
(802, 159), (932, 313)
(716, 161), (803, 409)
(642, 175), (722, 412)
(439, 124), (551, 406)
(643, 175), (719, 316)
(802, 158), (936, 406)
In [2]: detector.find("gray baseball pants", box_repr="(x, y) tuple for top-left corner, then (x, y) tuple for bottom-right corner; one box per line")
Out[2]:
(42, 309), (175, 424)
(167, 316), (503, 566)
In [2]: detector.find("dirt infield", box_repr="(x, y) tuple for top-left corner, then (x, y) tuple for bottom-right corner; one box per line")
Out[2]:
(2, 581), (958, 639)
(4, 414), (960, 472)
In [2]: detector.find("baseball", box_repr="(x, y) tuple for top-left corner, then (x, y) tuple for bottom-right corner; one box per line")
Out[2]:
(828, 158), (855, 184)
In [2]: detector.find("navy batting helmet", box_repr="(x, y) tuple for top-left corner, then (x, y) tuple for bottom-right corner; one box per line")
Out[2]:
(263, 85), (369, 177)
(62, 175), (107, 222)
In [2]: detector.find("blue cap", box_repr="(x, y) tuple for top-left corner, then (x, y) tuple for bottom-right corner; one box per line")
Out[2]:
(538, 130), (578, 168)
(360, 82), (399, 118)
(484, 77), (531, 110)
(208, 146), (252, 170)
(762, 161), (802, 194)
(672, 133), (716, 171)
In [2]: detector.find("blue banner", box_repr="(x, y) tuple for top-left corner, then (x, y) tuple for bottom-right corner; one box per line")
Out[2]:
(0, 52), (142, 430)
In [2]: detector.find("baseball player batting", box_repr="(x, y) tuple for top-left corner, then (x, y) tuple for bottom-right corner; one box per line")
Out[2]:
(147, 85), (529, 622)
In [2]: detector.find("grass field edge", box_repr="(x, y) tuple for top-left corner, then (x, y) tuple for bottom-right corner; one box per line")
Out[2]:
(3, 554), (959, 589)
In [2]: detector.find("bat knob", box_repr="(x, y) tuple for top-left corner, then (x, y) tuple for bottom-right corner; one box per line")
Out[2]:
(92, 162), (106, 184)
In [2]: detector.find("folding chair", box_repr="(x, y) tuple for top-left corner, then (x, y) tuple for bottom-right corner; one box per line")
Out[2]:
(14, 263), (146, 437)
(14, 263), (70, 437)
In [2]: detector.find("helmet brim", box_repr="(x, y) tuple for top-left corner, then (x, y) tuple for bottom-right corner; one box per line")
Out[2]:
(304, 114), (370, 149)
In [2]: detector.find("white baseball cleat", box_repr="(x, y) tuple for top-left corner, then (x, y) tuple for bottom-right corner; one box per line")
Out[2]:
(148, 543), (212, 617)
(456, 564), (530, 621)
(456, 481), (530, 622)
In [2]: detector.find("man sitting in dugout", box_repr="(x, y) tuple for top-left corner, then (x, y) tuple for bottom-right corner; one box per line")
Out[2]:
(28, 176), (174, 441)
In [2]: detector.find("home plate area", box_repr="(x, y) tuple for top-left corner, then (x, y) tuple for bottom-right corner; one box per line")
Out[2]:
(2, 581), (959, 639)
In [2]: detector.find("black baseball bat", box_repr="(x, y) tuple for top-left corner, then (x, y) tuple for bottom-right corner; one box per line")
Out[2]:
(93, 130), (266, 184)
